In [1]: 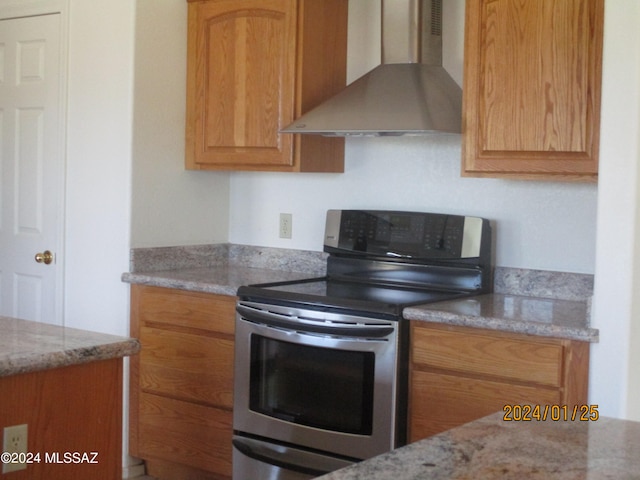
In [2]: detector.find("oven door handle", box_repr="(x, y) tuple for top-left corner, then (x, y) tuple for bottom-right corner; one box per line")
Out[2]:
(233, 437), (339, 477)
(237, 304), (395, 338)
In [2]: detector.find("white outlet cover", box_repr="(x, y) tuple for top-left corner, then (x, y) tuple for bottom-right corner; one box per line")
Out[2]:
(3, 424), (28, 473)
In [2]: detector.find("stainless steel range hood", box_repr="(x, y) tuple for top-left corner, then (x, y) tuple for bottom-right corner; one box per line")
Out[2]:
(281, 0), (462, 137)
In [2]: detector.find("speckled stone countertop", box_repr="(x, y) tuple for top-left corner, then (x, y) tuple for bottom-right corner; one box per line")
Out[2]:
(0, 316), (141, 377)
(316, 412), (640, 480)
(122, 244), (597, 342)
(121, 243), (326, 295)
(404, 294), (597, 342)
(404, 267), (597, 342)
(122, 264), (318, 296)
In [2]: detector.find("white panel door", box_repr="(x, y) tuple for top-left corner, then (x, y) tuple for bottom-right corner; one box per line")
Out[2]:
(0, 13), (63, 324)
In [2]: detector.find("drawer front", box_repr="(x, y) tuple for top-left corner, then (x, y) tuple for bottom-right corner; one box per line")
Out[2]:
(411, 324), (564, 387)
(139, 392), (232, 477)
(409, 370), (561, 441)
(140, 326), (234, 408)
(137, 286), (236, 335)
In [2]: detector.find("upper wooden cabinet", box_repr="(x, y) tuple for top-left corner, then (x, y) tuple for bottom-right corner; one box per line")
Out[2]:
(185, 0), (347, 172)
(461, 0), (604, 181)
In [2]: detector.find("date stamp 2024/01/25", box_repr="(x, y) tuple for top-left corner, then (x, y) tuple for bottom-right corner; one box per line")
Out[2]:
(503, 404), (599, 422)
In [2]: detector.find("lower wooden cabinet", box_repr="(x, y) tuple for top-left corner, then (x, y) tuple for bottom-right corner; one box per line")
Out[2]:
(408, 322), (590, 441)
(129, 285), (236, 479)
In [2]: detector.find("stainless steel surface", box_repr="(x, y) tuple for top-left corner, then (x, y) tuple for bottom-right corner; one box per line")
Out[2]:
(233, 436), (352, 480)
(324, 210), (342, 249)
(233, 301), (400, 461)
(281, 0), (462, 136)
(461, 216), (484, 259)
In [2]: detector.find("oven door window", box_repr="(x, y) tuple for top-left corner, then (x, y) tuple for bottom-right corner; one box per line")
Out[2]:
(250, 335), (375, 435)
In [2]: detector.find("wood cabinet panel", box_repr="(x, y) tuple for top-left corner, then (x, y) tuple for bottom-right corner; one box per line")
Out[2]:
(409, 370), (560, 441)
(188, 0), (296, 168)
(412, 326), (563, 387)
(130, 285), (235, 479)
(186, 0), (347, 172)
(136, 285), (235, 336)
(462, 0), (604, 180)
(140, 326), (234, 408)
(409, 322), (589, 441)
(138, 392), (233, 478)
(0, 360), (122, 479)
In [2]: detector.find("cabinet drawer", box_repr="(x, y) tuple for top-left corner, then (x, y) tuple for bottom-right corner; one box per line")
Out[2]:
(137, 286), (235, 335)
(139, 392), (232, 477)
(411, 324), (564, 387)
(140, 326), (234, 408)
(409, 370), (561, 441)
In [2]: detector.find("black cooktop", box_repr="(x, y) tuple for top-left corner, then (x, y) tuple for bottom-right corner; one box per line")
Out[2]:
(237, 277), (469, 318)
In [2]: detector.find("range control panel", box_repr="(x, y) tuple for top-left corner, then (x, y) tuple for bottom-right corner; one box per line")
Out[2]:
(324, 209), (491, 260)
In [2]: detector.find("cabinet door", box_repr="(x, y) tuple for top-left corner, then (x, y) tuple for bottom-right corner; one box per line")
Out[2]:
(412, 326), (564, 387)
(409, 370), (560, 440)
(408, 322), (590, 441)
(129, 286), (236, 478)
(462, 0), (604, 180)
(140, 326), (234, 408)
(139, 392), (233, 477)
(186, 0), (297, 169)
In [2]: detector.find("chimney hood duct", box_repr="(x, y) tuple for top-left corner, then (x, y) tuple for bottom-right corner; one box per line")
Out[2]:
(281, 0), (462, 137)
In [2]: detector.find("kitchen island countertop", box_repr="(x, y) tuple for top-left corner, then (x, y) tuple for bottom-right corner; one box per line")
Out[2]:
(0, 316), (140, 377)
(316, 412), (640, 480)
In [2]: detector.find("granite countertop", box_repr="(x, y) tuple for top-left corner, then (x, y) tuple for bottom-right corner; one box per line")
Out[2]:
(121, 243), (327, 295)
(124, 266), (596, 343)
(122, 265), (316, 297)
(316, 412), (640, 480)
(122, 245), (597, 343)
(0, 316), (140, 377)
(404, 293), (598, 342)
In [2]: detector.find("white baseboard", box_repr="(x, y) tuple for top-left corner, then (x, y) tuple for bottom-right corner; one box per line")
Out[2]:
(122, 462), (146, 479)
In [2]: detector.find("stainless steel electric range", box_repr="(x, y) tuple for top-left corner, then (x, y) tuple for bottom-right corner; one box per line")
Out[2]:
(232, 209), (493, 479)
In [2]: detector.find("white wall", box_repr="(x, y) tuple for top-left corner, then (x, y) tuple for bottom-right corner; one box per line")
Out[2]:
(590, 0), (640, 421)
(63, 0), (134, 336)
(228, 0), (598, 274)
(130, 0), (230, 249)
(229, 141), (597, 272)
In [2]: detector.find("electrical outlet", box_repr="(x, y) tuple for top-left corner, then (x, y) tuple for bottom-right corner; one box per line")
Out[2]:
(3, 424), (28, 473)
(279, 213), (292, 239)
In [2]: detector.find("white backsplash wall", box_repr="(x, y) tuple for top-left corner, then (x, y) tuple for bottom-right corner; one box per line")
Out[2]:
(228, 136), (597, 274)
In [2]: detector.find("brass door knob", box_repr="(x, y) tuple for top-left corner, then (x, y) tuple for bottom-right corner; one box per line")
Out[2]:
(35, 250), (54, 265)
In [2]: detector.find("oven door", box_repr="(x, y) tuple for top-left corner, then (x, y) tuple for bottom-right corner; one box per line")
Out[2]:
(233, 301), (402, 461)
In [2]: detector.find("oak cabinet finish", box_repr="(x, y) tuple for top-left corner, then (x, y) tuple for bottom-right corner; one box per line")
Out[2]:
(461, 0), (604, 181)
(0, 360), (122, 480)
(408, 322), (590, 441)
(185, 0), (347, 172)
(129, 285), (236, 479)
